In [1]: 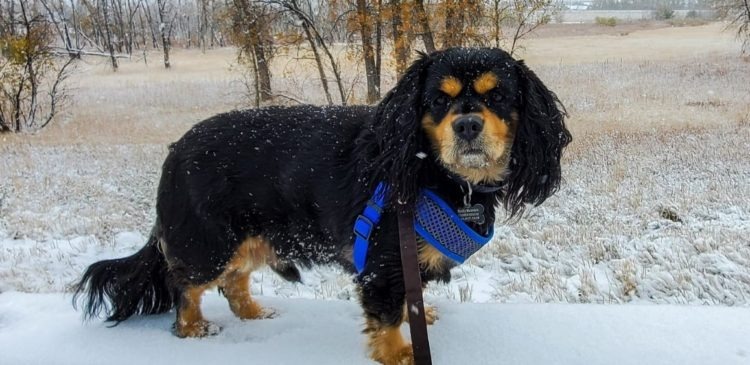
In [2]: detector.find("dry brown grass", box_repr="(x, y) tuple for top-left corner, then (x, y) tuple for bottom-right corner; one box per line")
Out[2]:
(521, 23), (738, 64)
(0, 22), (740, 147)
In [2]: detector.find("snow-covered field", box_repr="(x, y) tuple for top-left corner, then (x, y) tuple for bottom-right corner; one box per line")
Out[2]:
(1, 23), (749, 364)
(2, 127), (748, 305)
(2, 292), (749, 364)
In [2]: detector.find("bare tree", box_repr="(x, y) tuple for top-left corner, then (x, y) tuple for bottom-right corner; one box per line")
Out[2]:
(389, 0), (409, 76)
(507, 0), (555, 56)
(1, 0), (75, 132)
(101, 0), (120, 69)
(39, 0), (80, 58)
(442, 0), (463, 48)
(354, 0), (380, 102)
(715, 0), (750, 55)
(271, 0), (348, 104)
(156, 0), (172, 68)
(229, 0), (274, 103)
(199, 0), (208, 52)
(488, 0), (512, 48)
(414, 0), (434, 53)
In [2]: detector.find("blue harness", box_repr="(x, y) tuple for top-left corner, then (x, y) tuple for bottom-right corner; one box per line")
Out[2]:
(352, 183), (494, 273)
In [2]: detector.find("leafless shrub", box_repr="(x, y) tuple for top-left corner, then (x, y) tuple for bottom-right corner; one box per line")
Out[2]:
(713, 0), (750, 55)
(458, 283), (473, 303)
(685, 100), (726, 108)
(1, 0), (75, 133)
(659, 206), (683, 223)
(615, 260), (638, 300)
(577, 269), (599, 303)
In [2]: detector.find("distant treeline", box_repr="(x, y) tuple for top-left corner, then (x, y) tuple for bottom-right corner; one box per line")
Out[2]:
(586, 0), (712, 10)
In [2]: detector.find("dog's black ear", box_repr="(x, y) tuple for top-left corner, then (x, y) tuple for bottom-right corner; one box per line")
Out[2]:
(366, 52), (434, 205)
(502, 60), (572, 218)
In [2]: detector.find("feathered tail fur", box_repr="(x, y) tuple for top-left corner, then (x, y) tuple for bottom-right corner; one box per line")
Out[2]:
(73, 233), (175, 322)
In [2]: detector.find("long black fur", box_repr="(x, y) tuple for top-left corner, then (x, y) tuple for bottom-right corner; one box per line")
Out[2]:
(74, 48), (571, 335)
(73, 228), (175, 322)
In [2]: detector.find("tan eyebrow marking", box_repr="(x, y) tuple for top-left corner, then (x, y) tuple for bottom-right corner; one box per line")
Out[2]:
(439, 76), (462, 98)
(473, 72), (499, 95)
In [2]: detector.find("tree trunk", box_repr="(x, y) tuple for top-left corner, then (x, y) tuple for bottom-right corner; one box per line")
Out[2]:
(143, 1), (159, 49)
(101, 0), (119, 70)
(285, 0), (346, 104)
(232, 0), (272, 101)
(252, 40), (272, 101)
(301, 22), (333, 105)
(156, 0), (171, 68)
(493, 0), (502, 48)
(356, 0), (379, 103)
(186, 14), (192, 48)
(8, 0), (16, 36)
(113, 0), (126, 53)
(375, 0), (382, 94)
(125, 0), (135, 52)
(249, 50), (261, 107)
(69, 0), (81, 50)
(136, 6), (148, 49)
(443, 0), (462, 48)
(414, 0), (435, 53)
(390, 0), (409, 77)
(200, 0), (208, 52)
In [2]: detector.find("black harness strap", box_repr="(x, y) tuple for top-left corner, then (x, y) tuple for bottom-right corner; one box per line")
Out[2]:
(397, 202), (433, 365)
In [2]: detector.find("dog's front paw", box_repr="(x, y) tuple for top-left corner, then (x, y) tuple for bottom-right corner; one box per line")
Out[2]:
(424, 306), (439, 325)
(234, 300), (277, 320)
(258, 307), (278, 319)
(174, 319), (221, 338)
(404, 304), (439, 325)
(368, 323), (415, 365)
(373, 343), (414, 365)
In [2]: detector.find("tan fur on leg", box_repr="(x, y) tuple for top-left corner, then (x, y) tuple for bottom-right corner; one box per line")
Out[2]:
(403, 304), (438, 325)
(219, 236), (277, 319)
(365, 317), (414, 365)
(175, 286), (220, 337)
(223, 271), (271, 319)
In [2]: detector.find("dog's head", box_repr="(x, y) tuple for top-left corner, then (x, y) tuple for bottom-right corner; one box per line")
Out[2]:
(370, 48), (571, 217)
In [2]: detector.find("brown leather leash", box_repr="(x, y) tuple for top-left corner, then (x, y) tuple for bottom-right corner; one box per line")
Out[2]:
(397, 202), (433, 365)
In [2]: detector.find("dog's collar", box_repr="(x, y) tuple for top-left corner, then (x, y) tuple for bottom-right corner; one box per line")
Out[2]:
(352, 183), (494, 273)
(445, 173), (503, 194)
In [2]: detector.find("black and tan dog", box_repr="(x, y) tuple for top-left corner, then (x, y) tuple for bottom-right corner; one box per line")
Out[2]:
(74, 47), (571, 364)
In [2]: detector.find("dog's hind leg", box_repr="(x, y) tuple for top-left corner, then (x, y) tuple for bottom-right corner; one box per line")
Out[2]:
(220, 236), (277, 320)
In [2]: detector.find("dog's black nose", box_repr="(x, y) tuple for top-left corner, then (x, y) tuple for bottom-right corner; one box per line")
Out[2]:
(453, 115), (483, 141)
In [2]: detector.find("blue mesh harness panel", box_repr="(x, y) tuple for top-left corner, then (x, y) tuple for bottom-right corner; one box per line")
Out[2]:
(352, 183), (494, 273)
(414, 189), (493, 264)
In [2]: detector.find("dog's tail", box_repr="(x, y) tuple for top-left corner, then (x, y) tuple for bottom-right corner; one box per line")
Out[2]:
(73, 229), (175, 322)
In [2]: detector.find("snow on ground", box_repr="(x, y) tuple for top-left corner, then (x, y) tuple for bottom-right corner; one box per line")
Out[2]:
(1, 291), (748, 365)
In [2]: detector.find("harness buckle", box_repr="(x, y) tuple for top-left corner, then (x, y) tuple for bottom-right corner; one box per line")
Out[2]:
(353, 215), (375, 241)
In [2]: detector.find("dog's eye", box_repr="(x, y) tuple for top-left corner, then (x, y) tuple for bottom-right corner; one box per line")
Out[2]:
(433, 95), (449, 107)
(489, 91), (504, 103)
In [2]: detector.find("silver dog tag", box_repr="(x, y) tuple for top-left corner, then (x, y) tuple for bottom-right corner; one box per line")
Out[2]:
(457, 204), (485, 225)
